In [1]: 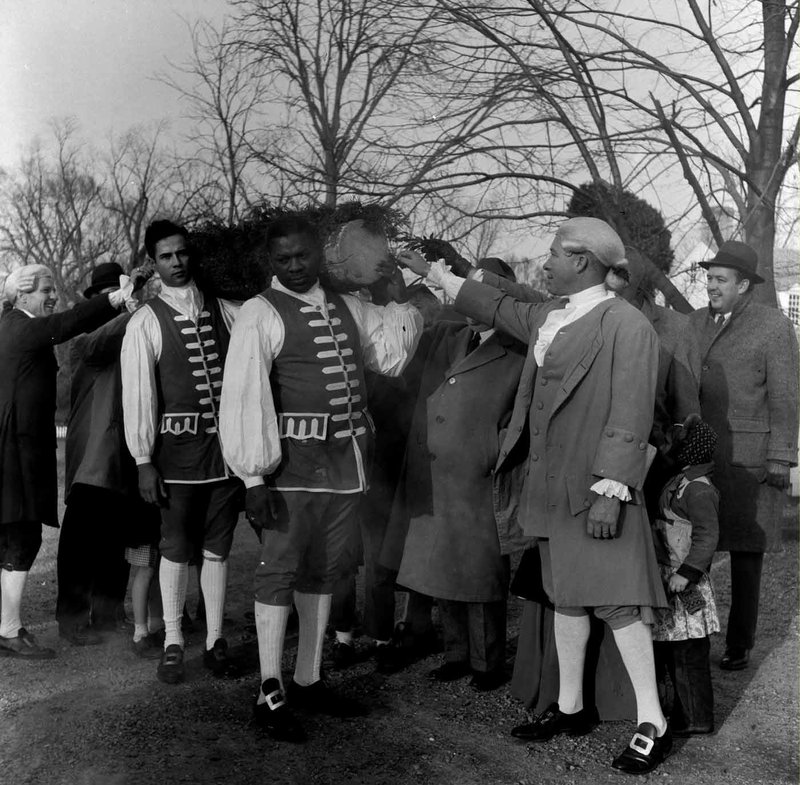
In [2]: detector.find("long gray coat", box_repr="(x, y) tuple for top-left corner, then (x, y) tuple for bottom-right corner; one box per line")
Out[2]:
(390, 322), (528, 602)
(688, 298), (799, 552)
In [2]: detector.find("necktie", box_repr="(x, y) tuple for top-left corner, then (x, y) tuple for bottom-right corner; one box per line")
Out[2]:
(466, 331), (481, 355)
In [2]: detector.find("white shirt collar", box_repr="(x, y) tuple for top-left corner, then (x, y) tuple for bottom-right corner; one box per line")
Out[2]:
(566, 283), (613, 307)
(271, 277), (325, 306)
(17, 308), (36, 319)
(159, 279), (203, 321)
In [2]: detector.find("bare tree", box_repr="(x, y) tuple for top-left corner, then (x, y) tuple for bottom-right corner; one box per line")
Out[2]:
(435, 0), (798, 303)
(0, 119), (118, 302)
(161, 20), (272, 224)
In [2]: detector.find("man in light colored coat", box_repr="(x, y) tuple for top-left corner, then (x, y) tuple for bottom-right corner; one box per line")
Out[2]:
(688, 241), (798, 671)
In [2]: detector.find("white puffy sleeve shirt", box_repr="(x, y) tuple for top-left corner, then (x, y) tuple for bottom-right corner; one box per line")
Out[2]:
(219, 281), (422, 488)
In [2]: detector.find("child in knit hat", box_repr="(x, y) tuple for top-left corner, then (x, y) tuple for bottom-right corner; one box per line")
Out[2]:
(651, 414), (720, 736)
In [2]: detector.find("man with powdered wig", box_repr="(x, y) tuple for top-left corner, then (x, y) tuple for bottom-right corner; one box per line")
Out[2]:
(0, 264), (136, 658)
(401, 217), (672, 775)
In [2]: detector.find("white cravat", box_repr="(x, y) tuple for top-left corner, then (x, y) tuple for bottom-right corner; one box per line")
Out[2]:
(533, 284), (614, 364)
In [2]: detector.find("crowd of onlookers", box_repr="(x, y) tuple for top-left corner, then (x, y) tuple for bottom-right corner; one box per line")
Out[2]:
(0, 215), (796, 775)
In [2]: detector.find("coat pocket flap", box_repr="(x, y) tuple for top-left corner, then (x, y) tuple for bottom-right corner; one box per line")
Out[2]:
(728, 417), (769, 433)
(566, 475), (593, 517)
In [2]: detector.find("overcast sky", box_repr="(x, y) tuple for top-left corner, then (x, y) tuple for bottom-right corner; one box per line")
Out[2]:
(0, 0), (232, 167)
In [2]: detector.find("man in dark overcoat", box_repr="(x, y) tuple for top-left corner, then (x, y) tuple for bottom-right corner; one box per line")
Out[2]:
(688, 241), (798, 671)
(394, 259), (529, 690)
(402, 217), (672, 774)
(0, 264), (132, 658)
(56, 262), (156, 645)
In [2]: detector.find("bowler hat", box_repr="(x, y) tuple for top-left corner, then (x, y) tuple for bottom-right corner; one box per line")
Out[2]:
(84, 262), (125, 298)
(698, 240), (764, 284)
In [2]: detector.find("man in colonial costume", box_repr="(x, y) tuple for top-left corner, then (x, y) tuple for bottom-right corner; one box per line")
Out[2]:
(219, 216), (422, 742)
(0, 263), (134, 658)
(402, 217), (671, 775)
(121, 220), (242, 684)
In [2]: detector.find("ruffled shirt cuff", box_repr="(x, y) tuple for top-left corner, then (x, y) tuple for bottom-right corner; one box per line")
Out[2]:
(590, 478), (632, 502)
(426, 259), (466, 301)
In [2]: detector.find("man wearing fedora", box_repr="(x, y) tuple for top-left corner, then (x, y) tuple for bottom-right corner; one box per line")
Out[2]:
(688, 240), (798, 671)
(56, 261), (155, 646)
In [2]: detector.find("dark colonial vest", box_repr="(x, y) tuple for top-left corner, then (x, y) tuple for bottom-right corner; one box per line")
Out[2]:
(149, 294), (231, 483)
(261, 288), (373, 492)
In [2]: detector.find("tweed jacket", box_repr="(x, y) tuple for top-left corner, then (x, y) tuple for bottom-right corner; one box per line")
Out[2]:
(688, 297), (799, 552)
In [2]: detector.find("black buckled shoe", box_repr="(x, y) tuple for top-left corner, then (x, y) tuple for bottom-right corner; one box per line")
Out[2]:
(253, 679), (306, 743)
(156, 644), (185, 685)
(373, 641), (409, 675)
(287, 679), (369, 717)
(203, 638), (240, 678)
(720, 648), (750, 671)
(510, 702), (599, 742)
(611, 722), (672, 775)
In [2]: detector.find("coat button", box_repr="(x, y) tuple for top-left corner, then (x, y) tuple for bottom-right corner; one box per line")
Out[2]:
(435, 415), (445, 423)
(605, 429), (614, 437)
(639, 442), (647, 450)
(541, 379), (548, 386)
(536, 401), (544, 410)
(624, 434), (634, 442)
(533, 427), (540, 435)
(517, 425), (523, 432)
(448, 377), (456, 384)
(531, 454), (539, 462)
(702, 364), (709, 371)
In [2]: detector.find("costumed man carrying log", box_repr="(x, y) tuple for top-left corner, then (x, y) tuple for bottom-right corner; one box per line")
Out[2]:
(219, 216), (423, 743)
(401, 217), (672, 775)
(121, 220), (243, 684)
(0, 263), (139, 658)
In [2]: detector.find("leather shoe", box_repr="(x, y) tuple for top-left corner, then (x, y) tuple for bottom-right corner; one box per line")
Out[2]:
(373, 641), (408, 675)
(720, 648), (750, 671)
(59, 623), (103, 647)
(611, 722), (672, 774)
(510, 703), (599, 742)
(0, 628), (56, 659)
(287, 679), (369, 717)
(672, 723), (713, 737)
(427, 661), (471, 682)
(470, 668), (508, 692)
(156, 644), (185, 684)
(331, 641), (357, 670)
(204, 638), (240, 677)
(253, 679), (306, 743)
(131, 632), (163, 659)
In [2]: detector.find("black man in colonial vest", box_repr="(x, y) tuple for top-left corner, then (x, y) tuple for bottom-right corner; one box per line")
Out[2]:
(121, 220), (242, 684)
(219, 216), (423, 742)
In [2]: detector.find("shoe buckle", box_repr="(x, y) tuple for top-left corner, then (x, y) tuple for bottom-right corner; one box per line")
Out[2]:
(630, 732), (655, 756)
(264, 689), (286, 711)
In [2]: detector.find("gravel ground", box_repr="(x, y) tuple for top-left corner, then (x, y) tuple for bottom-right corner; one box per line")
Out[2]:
(0, 446), (797, 785)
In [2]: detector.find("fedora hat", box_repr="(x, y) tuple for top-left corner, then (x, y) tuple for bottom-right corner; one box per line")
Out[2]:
(83, 262), (125, 298)
(699, 240), (764, 284)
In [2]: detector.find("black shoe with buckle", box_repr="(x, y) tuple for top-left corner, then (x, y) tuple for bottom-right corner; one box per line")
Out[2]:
(510, 702), (599, 742)
(611, 722), (672, 775)
(203, 638), (240, 678)
(253, 678), (306, 743)
(373, 641), (408, 675)
(156, 644), (185, 685)
(720, 648), (750, 671)
(287, 679), (369, 717)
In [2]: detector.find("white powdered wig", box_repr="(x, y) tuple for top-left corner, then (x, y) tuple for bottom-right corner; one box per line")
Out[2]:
(3, 264), (53, 304)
